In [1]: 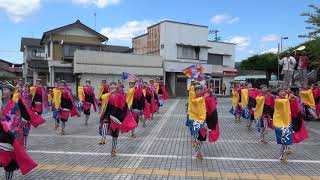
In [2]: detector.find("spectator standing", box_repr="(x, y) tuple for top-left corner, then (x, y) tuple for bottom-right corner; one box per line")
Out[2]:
(298, 51), (310, 85)
(279, 52), (296, 86)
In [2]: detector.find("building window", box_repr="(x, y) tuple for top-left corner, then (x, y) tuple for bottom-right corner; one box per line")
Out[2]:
(47, 43), (51, 58)
(208, 53), (223, 65)
(55, 73), (74, 82)
(63, 45), (95, 57)
(177, 45), (199, 60)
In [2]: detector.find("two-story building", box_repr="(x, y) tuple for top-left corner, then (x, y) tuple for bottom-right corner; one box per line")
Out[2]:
(0, 59), (23, 82)
(132, 20), (238, 96)
(21, 20), (131, 90)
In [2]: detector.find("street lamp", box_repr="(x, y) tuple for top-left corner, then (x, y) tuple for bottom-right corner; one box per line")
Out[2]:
(280, 36), (288, 52)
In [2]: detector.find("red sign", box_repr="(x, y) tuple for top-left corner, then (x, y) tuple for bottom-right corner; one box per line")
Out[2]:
(223, 70), (239, 76)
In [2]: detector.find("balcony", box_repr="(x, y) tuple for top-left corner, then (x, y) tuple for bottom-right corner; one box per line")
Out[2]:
(27, 52), (45, 60)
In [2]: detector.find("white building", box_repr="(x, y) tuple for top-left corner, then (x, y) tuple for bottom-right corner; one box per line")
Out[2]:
(133, 20), (238, 96)
(74, 50), (163, 95)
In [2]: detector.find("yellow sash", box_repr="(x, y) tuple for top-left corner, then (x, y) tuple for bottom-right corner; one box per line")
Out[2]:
(143, 89), (146, 97)
(188, 96), (206, 123)
(126, 88), (135, 108)
(241, 88), (249, 107)
(53, 88), (62, 109)
(254, 95), (265, 119)
(300, 90), (316, 108)
(101, 93), (111, 115)
(232, 89), (239, 106)
(12, 92), (20, 102)
(98, 85), (104, 100)
(273, 98), (291, 128)
(155, 83), (160, 94)
(78, 86), (84, 102)
(30, 86), (36, 100)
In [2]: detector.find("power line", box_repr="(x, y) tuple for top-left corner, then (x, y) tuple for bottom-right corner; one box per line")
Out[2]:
(0, 50), (21, 53)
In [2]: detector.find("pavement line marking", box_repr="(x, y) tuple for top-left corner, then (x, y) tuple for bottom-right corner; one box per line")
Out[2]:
(113, 99), (179, 180)
(35, 163), (319, 179)
(28, 134), (320, 145)
(28, 150), (320, 164)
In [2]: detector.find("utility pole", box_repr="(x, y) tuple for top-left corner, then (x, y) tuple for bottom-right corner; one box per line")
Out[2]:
(94, 12), (97, 31)
(209, 29), (221, 42)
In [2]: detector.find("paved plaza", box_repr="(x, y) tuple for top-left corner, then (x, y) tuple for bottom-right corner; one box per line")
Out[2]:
(3, 98), (320, 180)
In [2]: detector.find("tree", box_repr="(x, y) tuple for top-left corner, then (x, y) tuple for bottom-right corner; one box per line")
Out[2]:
(240, 53), (278, 79)
(300, 4), (320, 39)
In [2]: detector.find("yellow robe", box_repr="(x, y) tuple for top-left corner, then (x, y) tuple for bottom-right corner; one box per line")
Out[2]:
(155, 83), (160, 94)
(97, 85), (105, 100)
(254, 95), (265, 120)
(78, 86), (84, 102)
(273, 98), (291, 128)
(232, 89), (240, 106)
(188, 96), (206, 123)
(126, 88), (135, 108)
(241, 88), (249, 107)
(300, 90), (316, 108)
(30, 86), (36, 100)
(101, 93), (111, 115)
(143, 89), (146, 97)
(53, 88), (62, 109)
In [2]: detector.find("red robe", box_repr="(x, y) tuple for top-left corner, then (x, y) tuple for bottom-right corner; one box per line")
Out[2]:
(290, 97), (309, 144)
(1, 97), (45, 175)
(205, 96), (220, 142)
(83, 86), (97, 112)
(102, 92), (138, 134)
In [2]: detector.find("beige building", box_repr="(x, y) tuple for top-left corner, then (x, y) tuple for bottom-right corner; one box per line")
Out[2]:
(132, 20), (238, 96)
(21, 20), (131, 89)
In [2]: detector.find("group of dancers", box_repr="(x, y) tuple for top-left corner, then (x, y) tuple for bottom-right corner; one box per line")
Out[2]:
(0, 77), (168, 180)
(185, 80), (220, 160)
(230, 82), (320, 161)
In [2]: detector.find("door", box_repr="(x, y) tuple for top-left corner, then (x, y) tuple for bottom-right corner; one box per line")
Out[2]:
(176, 73), (188, 97)
(211, 78), (221, 95)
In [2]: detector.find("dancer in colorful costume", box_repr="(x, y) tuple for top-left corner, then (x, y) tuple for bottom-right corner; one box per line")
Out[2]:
(230, 83), (242, 123)
(154, 78), (169, 109)
(312, 81), (320, 117)
(126, 80), (150, 137)
(0, 82), (44, 179)
(53, 80), (80, 135)
(300, 83), (318, 121)
(272, 87), (309, 162)
(188, 85), (219, 159)
(254, 85), (275, 143)
(78, 79), (97, 125)
(99, 82), (138, 156)
(11, 81), (44, 148)
(30, 79), (48, 115)
(143, 81), (158, 120)
(97, 80), (110, 113)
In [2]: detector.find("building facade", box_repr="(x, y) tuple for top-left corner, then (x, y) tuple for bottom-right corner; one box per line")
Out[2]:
(74, 50), (163, 95)
(132, 20), (237, 96)
(21, 20), (131, 89)
(0, 59), (23, 82)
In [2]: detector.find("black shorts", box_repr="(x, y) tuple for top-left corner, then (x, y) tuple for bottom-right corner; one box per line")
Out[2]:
(83, 109), (90, 115)
(107, 125), (119, 138)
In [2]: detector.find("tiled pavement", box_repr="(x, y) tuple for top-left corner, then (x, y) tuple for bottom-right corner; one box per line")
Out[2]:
(2, 98), (320, 179)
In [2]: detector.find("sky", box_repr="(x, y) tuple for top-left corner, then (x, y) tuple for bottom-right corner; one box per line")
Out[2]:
(0, 0), (318, 63)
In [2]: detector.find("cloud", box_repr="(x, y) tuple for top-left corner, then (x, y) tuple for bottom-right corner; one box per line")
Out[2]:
(225, 36), (250, 50)
(211, 14), (240, 24)
(0, 0), (40, 23)
(248, 50), (255, 54)
(260, 47), (278, 54)
(260, 34), (279, 42)
(100, 20), (154, 42)
(72, 0), (120, 8)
